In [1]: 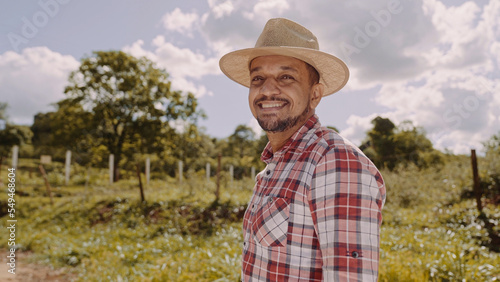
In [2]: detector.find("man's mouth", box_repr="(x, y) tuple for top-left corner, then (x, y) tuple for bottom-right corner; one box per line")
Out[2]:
(256, 98), (289, 110)
(259, 102), (286, 109)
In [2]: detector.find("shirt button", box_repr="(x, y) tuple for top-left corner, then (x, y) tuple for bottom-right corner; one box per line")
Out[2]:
(268, 196), (273, 203)
(352, 251), (359, 258)
(266, 170), (271, 175)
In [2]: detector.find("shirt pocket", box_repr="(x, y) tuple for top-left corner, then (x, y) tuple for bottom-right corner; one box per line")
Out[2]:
(251, 196), (290, 247)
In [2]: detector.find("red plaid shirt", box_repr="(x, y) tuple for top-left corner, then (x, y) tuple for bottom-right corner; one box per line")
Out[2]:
(241, 115), (386, 281)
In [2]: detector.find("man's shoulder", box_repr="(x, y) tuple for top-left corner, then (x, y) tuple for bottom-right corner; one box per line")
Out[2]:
(310, 126), (356, 150)
(310, 126), (385, 187)
(307, 125), (370, 162)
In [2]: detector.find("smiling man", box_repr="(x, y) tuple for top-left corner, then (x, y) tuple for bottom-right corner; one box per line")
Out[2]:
(220, 18), (386, 281)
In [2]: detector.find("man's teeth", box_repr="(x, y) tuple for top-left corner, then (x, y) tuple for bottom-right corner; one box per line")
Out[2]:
(261, 103), (284, 108)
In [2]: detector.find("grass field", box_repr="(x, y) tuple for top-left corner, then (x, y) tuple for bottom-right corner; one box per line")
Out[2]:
(0, 156), (499, 281)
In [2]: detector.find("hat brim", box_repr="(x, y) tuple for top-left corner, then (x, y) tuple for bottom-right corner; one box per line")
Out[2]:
(219, 46), (349, 96)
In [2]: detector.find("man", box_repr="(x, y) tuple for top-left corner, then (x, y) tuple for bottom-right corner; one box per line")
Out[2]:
(220, 18), (386, 281)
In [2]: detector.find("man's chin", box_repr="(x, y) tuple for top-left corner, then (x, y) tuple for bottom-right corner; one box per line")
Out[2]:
(258, 117), (296, 133)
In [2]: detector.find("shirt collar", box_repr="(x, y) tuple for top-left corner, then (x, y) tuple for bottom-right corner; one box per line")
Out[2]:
(261, 114), (321, 163)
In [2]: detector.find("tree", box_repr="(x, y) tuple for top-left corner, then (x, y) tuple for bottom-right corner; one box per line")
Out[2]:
(364, 116), (397, 169)
(31, 99), (94, 163)
(362, 117), (442, 170)
(161, 125), (215, 177)
(228, 125), (256, 158)
(392, 121), (441, 168)
(63, 51), (202, 181)
(483, 132), (500, 205)
(0, 102), (7, 121)
(223, 125), (258, 178)
(0, 125), (30, 156)
(485, 131), (500, 154)
(0, 103), (32, 166)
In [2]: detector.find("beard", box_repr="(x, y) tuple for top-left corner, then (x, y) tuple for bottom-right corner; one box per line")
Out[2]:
(257, 101), (311, 133)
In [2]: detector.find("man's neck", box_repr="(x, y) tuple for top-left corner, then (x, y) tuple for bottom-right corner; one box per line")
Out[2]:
(265, 113), (315, 153)
(266, 131), (295, 153)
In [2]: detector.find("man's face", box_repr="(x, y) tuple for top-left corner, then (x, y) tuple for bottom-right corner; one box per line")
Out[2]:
(248, 55), (320, 133)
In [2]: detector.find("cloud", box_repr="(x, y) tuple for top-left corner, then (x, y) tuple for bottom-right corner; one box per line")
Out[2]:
(200, 3), (262, 57)
(161, 8), (199, 36)
(198, 0), (438, 86)
(207, 0), (235, 19)
(244, 0), (290, 20)
(419, 0), (489, 70)
(191, 0), (500, 152)
(3, 0), (496, 155)
(371, 64), (499, 153)
(171, 77), (213, 98)
(340, 114), (379, 145)
(121, 39), (156, 62)
(123, 36), (219, 98)
(151, 36), (220, 79)
(0, 47), (79, 124)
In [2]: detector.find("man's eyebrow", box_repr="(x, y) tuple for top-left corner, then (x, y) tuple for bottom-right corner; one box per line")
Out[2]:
(279, 66), (298, 72)
(249, 66), (261, 74)
(249, 65), (299, 74)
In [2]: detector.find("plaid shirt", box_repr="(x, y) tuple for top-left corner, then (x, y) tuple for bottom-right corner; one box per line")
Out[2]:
(241, 115), (386, 281)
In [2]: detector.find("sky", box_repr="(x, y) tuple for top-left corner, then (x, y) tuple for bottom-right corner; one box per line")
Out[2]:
(0, 0), (499, 154)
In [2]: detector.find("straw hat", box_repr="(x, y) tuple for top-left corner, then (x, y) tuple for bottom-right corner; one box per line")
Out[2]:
(219, 18), (349, 96)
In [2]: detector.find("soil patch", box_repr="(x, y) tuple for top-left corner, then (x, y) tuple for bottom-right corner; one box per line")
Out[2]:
(0, 249), (76, 281)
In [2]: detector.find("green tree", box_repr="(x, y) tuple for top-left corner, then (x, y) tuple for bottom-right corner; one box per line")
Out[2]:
(63, 51), (203, 181)
(0, 125), (30, 157)
(485, 131), (500, 154)
(228, 125), (255, 158)
(225, 125), (258, 178)
(0, 103), (32, 164)
(365, 116), (397, 169)
(0, 102), (7, 121)
(484, 131), (500, 204)
(392, 121), (442, 169)
(32, 99), (94, 163)
(362, 117), (441, 170)
(164, 125), (215, 177)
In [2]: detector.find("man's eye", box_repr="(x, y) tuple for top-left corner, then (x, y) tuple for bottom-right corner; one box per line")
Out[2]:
(251, 76), (263, 81)
(281, 75), (294, 80)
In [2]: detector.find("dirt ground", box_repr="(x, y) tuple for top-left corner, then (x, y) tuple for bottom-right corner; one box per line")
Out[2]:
(0, 250), (76, 282)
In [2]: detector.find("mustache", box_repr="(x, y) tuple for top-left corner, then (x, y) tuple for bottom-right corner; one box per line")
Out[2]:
(254, 96), (290, 105)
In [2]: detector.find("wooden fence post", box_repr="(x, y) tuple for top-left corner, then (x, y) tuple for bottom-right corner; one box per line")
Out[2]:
(229, 165), (234, 187)
(109, 154), (114, 185)
(11, 145), (19, 170)
(471, 149), (500, 250)
(145, 157), (150, 187)
(136, 164), (145, 203)
(471, 149), (483, 212)
(39, 164), (54, 206)
(206, 163), (210, 182)
(85, 166), (90, 201)
(178, 160), (183, 184)
(216, 154), (221, 201)
(65, 150), (71, 186)
(0, 156), (3, 186)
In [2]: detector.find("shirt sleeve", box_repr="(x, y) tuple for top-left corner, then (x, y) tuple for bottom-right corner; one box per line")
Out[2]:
(307, 146), (386, 281)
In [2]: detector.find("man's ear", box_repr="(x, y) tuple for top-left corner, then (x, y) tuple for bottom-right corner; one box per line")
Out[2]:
(310, 83), (324, 109)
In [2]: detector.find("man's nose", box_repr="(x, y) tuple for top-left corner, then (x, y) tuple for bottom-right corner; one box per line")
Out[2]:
(259, 78), (280, 96)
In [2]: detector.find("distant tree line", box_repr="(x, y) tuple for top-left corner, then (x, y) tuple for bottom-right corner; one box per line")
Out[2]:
(360, 116), (443, 170)
(1, 50), (499, 182)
